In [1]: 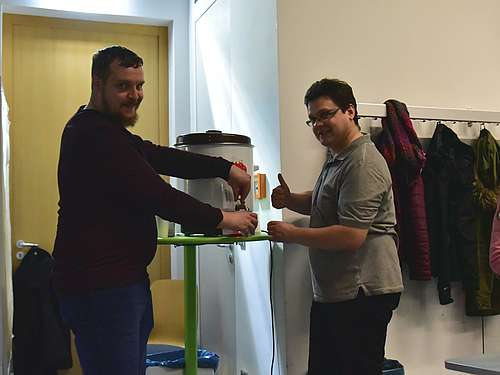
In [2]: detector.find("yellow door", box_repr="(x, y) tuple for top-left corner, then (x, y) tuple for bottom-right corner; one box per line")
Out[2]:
(3, 13), (170, 374)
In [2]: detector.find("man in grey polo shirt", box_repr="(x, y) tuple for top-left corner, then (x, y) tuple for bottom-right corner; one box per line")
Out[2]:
(268, 78), (403, 375)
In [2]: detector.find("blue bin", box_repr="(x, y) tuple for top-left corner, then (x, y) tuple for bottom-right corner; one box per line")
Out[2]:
(146, 348), (219, 371)
(383, 358), (404, 374)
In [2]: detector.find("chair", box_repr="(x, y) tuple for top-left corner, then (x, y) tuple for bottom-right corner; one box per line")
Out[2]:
(148, 279), (187, 348)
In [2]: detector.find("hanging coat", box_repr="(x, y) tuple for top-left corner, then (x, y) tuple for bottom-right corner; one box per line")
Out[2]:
(422, 123), (479, 305)
(466, 128), (500, 316)
(13, 246), (72, 375)
(376, 99), (431, 280)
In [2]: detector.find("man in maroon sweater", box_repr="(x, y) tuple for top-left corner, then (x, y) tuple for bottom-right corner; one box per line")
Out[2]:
(52, 46), (257, 375)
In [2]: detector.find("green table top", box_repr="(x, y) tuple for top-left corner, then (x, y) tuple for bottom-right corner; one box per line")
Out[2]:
(157, 233), (270, 246)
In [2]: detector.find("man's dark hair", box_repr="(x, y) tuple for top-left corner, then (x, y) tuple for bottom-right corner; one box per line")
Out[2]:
(91, 46), (143, 86)
(304, 78), (359, 126)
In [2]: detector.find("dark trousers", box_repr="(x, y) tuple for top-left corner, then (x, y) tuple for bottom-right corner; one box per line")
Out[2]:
(57, 279), (154, 375)
(308, 290), (401, 375)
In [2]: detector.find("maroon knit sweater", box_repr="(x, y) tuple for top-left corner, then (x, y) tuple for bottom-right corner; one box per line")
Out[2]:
(52, 107), (231, 295)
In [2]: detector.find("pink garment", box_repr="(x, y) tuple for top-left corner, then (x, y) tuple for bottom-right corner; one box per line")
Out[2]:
(490, 197), (500, 274)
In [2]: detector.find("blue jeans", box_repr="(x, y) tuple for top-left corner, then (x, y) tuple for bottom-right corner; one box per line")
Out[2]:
(57, 279), (154, 375)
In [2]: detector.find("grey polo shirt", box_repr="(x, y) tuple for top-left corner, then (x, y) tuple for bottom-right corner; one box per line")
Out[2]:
(309, 134), (404, 303)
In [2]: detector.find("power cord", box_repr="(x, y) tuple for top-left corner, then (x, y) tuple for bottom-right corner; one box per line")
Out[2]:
(269, 239), (275, 375)
(262, 230), (276, 375)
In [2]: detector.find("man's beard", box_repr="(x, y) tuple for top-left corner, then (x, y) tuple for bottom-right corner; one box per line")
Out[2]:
(101, 92), (139, 128)
(102, 109), (139, 128)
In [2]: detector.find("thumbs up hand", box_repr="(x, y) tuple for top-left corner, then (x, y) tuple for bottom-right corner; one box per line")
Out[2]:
(271, 173), (291, 209)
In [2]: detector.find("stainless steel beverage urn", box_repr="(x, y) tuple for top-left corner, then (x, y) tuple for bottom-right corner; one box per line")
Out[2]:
(175, 130), (254, 236)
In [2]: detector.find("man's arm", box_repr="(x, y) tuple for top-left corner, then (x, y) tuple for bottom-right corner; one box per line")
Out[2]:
(139, 137), (255, 205)
(138, 138), (234, 180)
(272, 173), (312, 215)
(227, 164), (252, 203)
(130, 136), (260, 233)
(217, 209), (258, 236)
(267, 221), (368, 251)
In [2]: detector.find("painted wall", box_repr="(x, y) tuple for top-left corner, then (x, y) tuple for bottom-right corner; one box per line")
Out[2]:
(276, 1), (500, 374)
(190, 0), (282, 374)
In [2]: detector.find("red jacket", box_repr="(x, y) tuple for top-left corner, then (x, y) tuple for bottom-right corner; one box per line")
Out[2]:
(377, 100), (431, 281)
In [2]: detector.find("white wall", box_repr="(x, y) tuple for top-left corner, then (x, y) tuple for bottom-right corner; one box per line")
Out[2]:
(276, 1), (500, 374)
(191, 0), (283, 374)
(229, 1), (282, 373)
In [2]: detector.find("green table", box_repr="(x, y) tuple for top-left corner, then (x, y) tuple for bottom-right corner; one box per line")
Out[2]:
(157, 233), (269, 375)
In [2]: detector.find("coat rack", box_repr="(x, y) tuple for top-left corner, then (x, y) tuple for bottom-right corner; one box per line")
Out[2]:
(357, 103), (500, 125)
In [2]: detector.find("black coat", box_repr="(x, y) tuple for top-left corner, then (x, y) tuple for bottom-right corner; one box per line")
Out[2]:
(422, 123), (479, 305)
(12, 246), (72, 375)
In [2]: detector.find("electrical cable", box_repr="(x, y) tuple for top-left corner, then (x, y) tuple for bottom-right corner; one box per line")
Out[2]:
(261, 230), (276, 375)
(269, 238), (275, 375)
(254, 229), (275, 375)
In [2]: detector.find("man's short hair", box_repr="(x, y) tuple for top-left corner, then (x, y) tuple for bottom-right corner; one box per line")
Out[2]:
(91, 46), (143, 85)
(304, 78), (359, 126)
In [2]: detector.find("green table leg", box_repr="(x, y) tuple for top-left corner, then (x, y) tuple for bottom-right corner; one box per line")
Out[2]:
(184, 245), (197, 375)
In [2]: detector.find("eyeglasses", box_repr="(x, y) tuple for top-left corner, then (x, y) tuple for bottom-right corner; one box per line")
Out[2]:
(306, 108), (341, 127)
